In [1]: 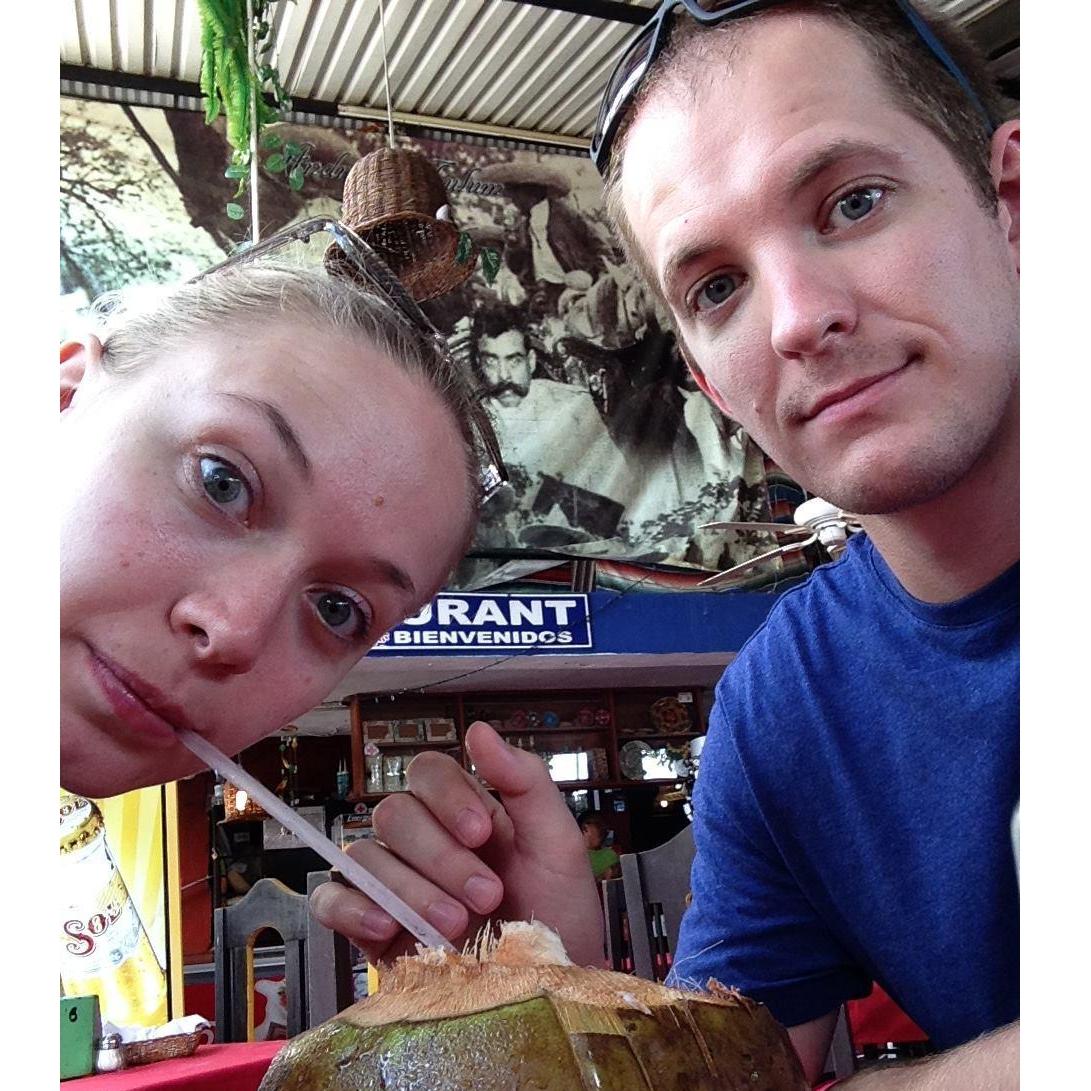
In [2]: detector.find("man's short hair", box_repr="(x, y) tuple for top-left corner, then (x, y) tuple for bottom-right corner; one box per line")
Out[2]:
(471, 304), (529, 346)
(602, 0), (1014, 300)
(577, 812), (607, 833)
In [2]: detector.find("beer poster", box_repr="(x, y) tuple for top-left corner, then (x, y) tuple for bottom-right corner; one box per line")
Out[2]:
(60, 786), (184, 1028)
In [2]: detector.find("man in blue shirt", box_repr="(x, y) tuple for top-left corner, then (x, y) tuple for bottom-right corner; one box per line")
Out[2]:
(313, 2), (1019, 1085)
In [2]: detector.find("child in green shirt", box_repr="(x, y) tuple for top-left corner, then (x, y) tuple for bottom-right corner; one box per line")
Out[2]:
(579, 813), (619, 880)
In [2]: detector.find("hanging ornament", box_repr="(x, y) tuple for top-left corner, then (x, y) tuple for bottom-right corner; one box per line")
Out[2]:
(324, 0), (480, 301)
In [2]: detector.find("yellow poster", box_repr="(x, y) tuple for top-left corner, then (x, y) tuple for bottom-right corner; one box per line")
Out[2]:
(59, 786), (182, 1028)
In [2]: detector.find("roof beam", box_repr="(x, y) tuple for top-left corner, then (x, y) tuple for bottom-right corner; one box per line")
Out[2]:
(512, 1), (649, 26)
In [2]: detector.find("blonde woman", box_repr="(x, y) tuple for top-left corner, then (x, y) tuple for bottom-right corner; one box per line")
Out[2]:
(60, 219), (502, 800)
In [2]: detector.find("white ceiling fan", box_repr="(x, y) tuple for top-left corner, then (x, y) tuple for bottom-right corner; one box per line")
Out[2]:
(698, 497), (864, 589)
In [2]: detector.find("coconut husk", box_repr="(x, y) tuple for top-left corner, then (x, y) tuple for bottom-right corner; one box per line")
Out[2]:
(258, 921), (808, 1091)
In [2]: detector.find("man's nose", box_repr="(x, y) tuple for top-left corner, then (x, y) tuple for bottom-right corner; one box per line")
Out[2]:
(170, 567), (291, 675)
(767, 257), (858, 361)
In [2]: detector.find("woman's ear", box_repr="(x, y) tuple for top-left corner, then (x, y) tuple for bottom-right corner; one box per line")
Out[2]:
(60, 335), (104, 412)
(990, 118), (1019, 271)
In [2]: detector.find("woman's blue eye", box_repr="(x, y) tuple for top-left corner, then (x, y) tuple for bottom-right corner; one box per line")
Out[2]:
(831, 186), (884, 226)
(200, 457), (251, 516)
(694, 273), (740, 313)
(313, 591), (368, 640)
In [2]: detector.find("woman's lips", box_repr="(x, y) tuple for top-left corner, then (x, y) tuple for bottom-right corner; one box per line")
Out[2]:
(86, 646), (186, 748)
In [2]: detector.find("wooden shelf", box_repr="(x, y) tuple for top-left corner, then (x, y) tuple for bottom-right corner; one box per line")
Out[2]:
(366, 739), (461, 749)
(553, 778), (683, 792)
(617, 732), (703, 743)
(497, 725), (610, 737)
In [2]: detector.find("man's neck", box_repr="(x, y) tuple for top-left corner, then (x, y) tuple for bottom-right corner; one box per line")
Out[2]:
(856, 396), (1020, 603)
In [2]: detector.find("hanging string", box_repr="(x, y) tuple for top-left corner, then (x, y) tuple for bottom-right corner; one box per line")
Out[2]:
(377, 0), (396, 149)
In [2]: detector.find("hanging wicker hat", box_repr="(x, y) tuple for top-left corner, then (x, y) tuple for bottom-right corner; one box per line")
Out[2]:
(325, 145), (477, 302)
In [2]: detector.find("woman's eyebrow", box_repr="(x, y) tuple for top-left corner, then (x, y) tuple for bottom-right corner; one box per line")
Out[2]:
(218, 392), (313, 480)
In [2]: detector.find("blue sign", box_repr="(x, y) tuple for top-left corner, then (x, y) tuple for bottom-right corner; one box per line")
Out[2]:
(372, 593), (593, 654)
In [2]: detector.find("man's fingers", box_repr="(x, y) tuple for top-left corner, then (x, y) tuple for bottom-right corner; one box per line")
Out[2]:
(308, 838), (471, 950)
(463, 721), (577, 841)
(308, 879), (398, 965)
(370, 791), (504, 916)
(404, 750), (502, 848)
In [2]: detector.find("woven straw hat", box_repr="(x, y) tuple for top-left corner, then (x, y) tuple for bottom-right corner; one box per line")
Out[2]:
(325, 145), (477, 302)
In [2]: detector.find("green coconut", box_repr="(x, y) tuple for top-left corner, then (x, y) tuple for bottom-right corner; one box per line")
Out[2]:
(259, 921), (808, 1091)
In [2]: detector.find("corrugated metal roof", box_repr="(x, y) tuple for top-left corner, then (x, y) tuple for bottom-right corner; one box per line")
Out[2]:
(60, 1), (1018, 144)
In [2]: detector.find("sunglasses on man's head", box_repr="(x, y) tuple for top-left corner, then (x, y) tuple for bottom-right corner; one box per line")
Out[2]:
(589, 0), (996, 177)
(193, 217), (507, 504)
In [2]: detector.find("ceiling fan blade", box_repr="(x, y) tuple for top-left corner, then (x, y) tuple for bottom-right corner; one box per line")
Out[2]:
(699, 520), (813, 537)
(698, 533), (819, 588)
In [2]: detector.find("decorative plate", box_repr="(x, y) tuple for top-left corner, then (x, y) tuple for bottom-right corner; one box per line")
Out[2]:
(620, 739), (652, 780)
(542, 710), (560, 729)
(650, 697), (691, 735)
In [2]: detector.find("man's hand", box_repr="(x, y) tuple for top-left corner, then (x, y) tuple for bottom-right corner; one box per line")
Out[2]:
(310, 722), (604, 967)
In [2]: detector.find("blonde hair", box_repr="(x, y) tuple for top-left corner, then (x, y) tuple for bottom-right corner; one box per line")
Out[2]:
(90, 262), (482, 526)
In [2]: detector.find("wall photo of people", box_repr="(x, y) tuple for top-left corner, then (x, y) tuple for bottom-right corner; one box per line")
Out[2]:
(60, 97), (774, 589)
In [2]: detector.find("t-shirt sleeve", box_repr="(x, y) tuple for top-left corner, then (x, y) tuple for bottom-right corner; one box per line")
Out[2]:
(667, 661), (871, 1027)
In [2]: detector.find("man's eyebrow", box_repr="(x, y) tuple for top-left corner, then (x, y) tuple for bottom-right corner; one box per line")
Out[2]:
(783, 138), (896, 198)
(662, 241), (719, 300)
(220, 393), (312, 480)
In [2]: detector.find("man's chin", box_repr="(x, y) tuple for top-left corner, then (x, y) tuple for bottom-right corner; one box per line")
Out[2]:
(797, 457), (971, 517)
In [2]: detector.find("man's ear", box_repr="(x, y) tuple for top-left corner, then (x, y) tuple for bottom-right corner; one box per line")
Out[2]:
(990, 118), (1019, 270)
(676, 334), (733, 417)
(60, 335), (104, 412)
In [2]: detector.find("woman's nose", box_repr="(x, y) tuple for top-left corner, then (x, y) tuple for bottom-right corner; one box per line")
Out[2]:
(767, 258), (858, 361)
(170, 573), (289, 675)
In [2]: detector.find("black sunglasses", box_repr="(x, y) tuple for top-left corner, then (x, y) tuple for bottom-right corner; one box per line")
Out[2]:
(193, 217), (508, 503)
(590, 0), (996, 177)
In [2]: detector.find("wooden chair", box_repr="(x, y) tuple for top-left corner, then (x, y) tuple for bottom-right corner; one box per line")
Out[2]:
(214, 872), (352, 1042)
(601, 876), (629, 972)
(618, 823), (695, 981)
(608, 823), (856, 1082)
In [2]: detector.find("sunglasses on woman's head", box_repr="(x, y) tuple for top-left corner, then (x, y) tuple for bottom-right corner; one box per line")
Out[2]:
(589, 0), (996, 177)
(193, 217), (507, 504)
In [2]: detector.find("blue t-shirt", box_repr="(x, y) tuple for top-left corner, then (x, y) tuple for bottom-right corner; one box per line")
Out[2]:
(669, 534), (1018, 1050)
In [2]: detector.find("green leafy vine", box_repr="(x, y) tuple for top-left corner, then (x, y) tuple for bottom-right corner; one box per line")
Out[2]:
(197, 0), (301, 223)
(456, 233), (502, 286)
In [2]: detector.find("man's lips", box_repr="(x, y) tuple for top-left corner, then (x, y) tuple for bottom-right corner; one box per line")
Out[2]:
(86, 645), (196, 746)
(802, 360), (914, 422)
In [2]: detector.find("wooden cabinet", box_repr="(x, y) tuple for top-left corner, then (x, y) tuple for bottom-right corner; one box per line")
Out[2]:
(339, 686), (708, 802)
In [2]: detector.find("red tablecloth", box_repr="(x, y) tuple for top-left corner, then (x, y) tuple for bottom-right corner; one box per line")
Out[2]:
(63, 1041), (283, 1091)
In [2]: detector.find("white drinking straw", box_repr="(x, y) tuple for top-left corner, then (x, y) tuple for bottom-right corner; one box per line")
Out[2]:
(177, 727), (455, 952)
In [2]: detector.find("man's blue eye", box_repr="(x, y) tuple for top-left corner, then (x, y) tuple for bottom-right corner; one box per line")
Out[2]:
(200, 457), (249, 511)
(695, 274), (739, 312)
(835, 187), (882, 223)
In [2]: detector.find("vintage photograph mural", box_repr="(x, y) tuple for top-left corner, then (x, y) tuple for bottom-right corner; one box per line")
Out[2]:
(61, 96), (777, 589)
